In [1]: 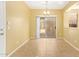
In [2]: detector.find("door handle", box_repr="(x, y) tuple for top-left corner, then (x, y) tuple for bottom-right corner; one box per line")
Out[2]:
(0, 28), (4, 35)
(0, 33), (4, 35)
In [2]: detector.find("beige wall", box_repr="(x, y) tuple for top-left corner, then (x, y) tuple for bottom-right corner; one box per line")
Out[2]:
(6, 1), (31, 55)
(30, 9), (63, 39)
(64, 2), (79, 49)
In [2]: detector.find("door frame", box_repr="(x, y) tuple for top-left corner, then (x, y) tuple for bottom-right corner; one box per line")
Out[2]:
(0, 1), (6, 56)
(36, 15), (57, 39)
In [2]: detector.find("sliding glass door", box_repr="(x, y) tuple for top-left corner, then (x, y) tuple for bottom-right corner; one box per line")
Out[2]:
(40, 17), (56, 38)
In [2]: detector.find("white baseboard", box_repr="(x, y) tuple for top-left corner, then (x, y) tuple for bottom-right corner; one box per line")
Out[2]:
(64, 39), (79, 52)
(7, 39), (29, 57)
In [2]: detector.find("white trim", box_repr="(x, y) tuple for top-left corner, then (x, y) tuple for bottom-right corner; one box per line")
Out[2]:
(7, 39), (30, 57)
(36, 15), (57, 17)
(64, 39), (79, 52)
(4, 1), (6, 57)
(36, 16), (40, 39)
(36, 15), (57, 39)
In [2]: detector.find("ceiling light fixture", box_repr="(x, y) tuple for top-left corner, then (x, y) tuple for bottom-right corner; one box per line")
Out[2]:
(43, 1), (50, 15)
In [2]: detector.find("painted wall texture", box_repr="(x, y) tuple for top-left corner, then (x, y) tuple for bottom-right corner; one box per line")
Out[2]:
(63, 1), (79, 50)
(6, 1), (31, 55)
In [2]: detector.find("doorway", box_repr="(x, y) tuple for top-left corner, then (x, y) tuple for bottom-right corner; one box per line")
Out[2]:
(36, 16), (56, 39)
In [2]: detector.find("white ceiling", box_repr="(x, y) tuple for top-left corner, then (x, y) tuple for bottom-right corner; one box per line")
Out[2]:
(25, 1), (69, 9)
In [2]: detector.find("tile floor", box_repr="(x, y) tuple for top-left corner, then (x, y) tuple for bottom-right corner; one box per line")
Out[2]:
(11, 38), (79, 57)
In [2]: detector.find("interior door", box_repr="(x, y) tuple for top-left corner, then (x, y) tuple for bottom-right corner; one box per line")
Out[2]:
(45, 17), (56, 38)
(0, 1), (6, 56)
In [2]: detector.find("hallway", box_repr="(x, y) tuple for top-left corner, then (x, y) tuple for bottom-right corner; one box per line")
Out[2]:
(1, 1), (78, 57)
(11, 38), (79, 57)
